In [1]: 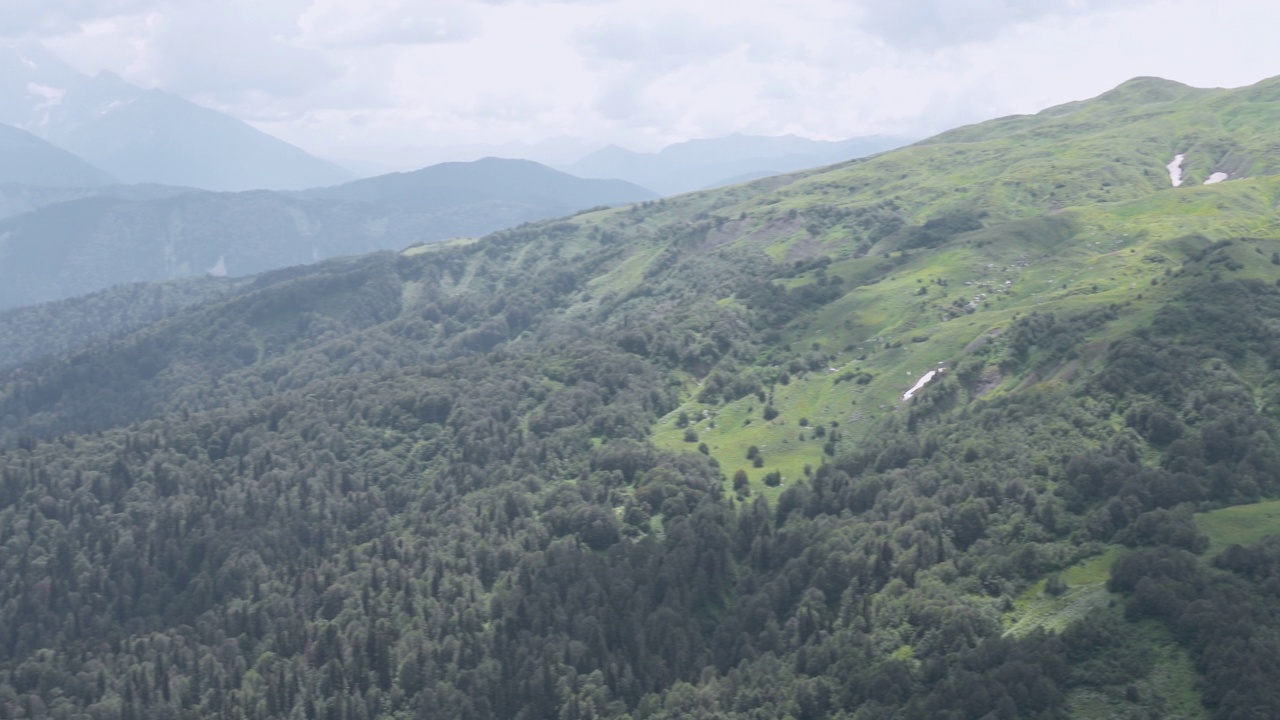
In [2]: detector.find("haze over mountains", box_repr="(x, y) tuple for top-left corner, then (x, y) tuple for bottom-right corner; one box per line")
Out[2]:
(0, 49), (902, 312)
(0, 41), (352, 191)
(0, 157), (656, 310)
(0, 123), (116, 187)
(0, 39), (909, 200)
(563, 133), (909, 195)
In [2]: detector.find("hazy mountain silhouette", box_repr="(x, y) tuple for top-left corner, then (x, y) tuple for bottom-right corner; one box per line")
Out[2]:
(304, 156), (656, 211)
(0, 157), (655, 309)
(0, 122), (115, 186)
(564, 133), (908, 195)
(0, 42), (352, 191)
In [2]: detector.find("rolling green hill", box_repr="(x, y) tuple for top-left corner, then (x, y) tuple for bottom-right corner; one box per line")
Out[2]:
(0, 275), (246, 371)
(1, 76), (1280, 719)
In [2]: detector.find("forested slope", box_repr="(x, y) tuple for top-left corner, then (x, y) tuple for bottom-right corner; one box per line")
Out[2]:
(0, 276), (247, 371)
(1, 77), (1280, 719)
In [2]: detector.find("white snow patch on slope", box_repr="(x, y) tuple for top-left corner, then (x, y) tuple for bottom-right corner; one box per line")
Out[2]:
(1167, 154), (1186, 187)
(1204, 172), (1229, 185)
(97, 99), (135, 117)
(902, 370), (939, 401)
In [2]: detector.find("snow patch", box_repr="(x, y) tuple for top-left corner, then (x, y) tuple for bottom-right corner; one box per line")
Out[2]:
(1166, 154), (1185, 187)
(1204, 172), (1229, 185)
(902, 370), (939, 401)
(208, 256), (228, 277)
(97, 99), (135, 116)
(26, 83), (65, 111)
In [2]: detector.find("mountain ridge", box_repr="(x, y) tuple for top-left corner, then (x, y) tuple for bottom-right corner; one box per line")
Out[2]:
(0, 157), (657, 310)
(0, 122), (116, 186)
(304, 156), (657, 209)
(563, 133), (908, 195)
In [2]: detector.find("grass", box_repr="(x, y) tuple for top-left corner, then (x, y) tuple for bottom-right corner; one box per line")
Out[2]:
(586, 243), (665, 298)
(652, 394), (828, 503)
(1195, 499), (1280, 554)
(1066, 619), (1208, 720)
(402, 237), (477, 256)
(581, 77), (1280, 504)
(1008, 499), (1280, 638)
(1002, 546), (1208, 719)
(654, 207), (1280, 483)
(1006, 547), (1123, 636)
(1004, 497), (1280, 716)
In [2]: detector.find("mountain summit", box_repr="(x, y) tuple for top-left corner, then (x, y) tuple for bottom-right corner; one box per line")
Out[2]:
(0, 42), (352, 191)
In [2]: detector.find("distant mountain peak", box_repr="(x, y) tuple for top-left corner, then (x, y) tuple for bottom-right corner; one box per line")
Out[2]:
(564, 133), (909, 196)
(0, 43), (352, 191)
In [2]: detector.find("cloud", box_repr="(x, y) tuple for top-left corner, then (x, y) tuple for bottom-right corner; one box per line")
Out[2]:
(855, 0), (1152, 49)
(299, 0), (481, 47)
(573, 11), (790, 126)
(36, 1), (341, 103)
(144, 4), (337, 98)
(576, 15), (748, 65)
(0, 0), (154, 37)
(9, 0), (1278, 171)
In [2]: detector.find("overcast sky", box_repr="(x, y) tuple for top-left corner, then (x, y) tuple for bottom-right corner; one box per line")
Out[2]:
(6, 0), (1279, 167)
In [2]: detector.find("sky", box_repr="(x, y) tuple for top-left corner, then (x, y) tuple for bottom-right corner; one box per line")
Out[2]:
(4, 0), (1279, 168)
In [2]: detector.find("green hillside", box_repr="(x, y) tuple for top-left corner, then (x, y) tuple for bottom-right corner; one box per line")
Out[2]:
(0, 276), (248, 371)
(1, 77), (1280, 719)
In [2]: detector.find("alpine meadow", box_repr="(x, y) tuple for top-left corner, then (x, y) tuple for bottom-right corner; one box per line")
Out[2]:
(3, 75), (1280, 720)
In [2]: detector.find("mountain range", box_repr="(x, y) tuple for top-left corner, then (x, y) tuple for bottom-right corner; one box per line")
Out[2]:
(0, 41), (352, 190)
(300, 156), (653, 211)
(0, 75), (1279, 719)
(0, 157), (655, 309)
(563, 133), (909, 195)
